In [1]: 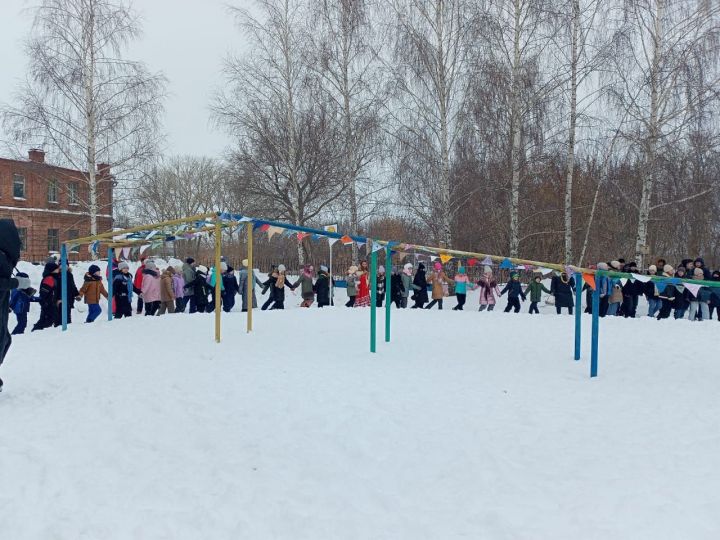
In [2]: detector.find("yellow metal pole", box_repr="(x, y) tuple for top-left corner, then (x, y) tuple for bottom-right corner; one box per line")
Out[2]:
(214, 218), (222, 343)
(247, 222), (254, 333)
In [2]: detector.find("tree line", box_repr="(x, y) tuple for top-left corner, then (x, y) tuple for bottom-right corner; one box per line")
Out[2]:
(3, 0), (719, 268)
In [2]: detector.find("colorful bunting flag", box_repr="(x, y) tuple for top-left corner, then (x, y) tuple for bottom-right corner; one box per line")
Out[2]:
(139, 244), (150, 254)
(655, 280), (668, 293)
(259, 224), (270, 232)
(341, 235), (353, 245)
(297, 232), (310, 241)
(632, 273), (651, 283)
(516, 265), (526, 270)
(122, 247), (130, 259)
(499, 257), (514, 269)
(684, 283), (701, 297)
(145, 230), (158, 241)
(620, 278), (627, 286)
(328, 238), (338, 246)
(371, 241), (384, 253)
(481, 256), (493, 265)
(439, 254), (453, 264)
(582, 273), (596, 290)
(468, 258), (478, 267)
(323, 224), (338, 234)
(266, 225), (284, 239)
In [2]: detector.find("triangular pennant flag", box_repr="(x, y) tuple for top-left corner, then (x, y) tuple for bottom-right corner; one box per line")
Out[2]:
(139, 244), (150, 254)
(122, 247), (130, 259)
(356, 240), (366, 248)
(259, 224), (270, 232)
(467, 258), (478, 267)
(371, 241), (384, 253)
(481, 256), (493, 265)
(583, 273), (596, 290)
(684, 283), (701, 297)
(430, 255), (438, 261)
(311, 234), (321, 240)
(631, 273), (650, 283)
(328, 238), (338, 246)
(620, 278), (627, 286)
(439, 254), (453, 264)
(516, 265), (526, 270)
(341, 235), (353, 245)
(267, 225), (284, 239)
(499, 257), (514, 269)
(297, 232), (310, 241)
(655, 280), (668, 293)
(537, 267), (553, 274)
(145, 230), (158, 241)
(131, 246), (139, 255)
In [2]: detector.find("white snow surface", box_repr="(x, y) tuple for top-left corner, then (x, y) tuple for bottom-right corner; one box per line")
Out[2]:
(2, 264), (720, 539)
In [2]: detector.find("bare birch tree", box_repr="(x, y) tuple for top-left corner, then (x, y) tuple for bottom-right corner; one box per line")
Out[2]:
(388, 0), (472, 247)
(1, 0), (166, 236)
(214, 0), (346, 265)
(606, 0), (720, 267)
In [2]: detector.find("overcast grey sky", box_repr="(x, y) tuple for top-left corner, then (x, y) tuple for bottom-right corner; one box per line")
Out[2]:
(0, 0), (249, 159)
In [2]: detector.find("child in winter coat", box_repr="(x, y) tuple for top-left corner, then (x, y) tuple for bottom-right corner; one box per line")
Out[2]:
(551, 272), (576, 315)
(689, 267), (711, 321)
(158, 266), (176, 315)
(524, 273), (551, 314)
(270, 264), (289, 310)
(452, 267), (469, 311)
(141, 260), (162, 316)
(172, 266), (186, 312)
(500, 272), (526, 313)
(9, 273), (39, 334)
(400, 263), (413, 308)
(292, 265), (316, 307)
(425, 262), (448, 310)
(77, 264), (108, 323)
(411, 263), (428, 309)
(391, 272), (405, 308)
(476, 266), (501, 311)
(656, 265), (677, 320)
(376, 266), (386, 308)
(193, 265), (210, 313)
(221, 265), (239, 313)
(261, 265), (278, 310)
(32, 262), (60, 331)
(345, 265), (358, 307)
(314, 265), (331, 307)
(112, 262), (133, 319)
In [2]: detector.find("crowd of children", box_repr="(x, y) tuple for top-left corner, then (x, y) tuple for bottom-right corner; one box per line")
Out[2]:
(9, 254), (720, 336)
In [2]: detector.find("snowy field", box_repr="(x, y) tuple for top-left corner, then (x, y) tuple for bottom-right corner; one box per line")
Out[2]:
(2, 262), (720, 539)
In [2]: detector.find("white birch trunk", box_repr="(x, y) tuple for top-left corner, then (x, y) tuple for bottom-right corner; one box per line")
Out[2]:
(508, 0), (523, 258)
(84, 2), (98, 244)
(436, 2), (452, 247)
(564, 0), (579, 264)
(633, 0), (663, 269)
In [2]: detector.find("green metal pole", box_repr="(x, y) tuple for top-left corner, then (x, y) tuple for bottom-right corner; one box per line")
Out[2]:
(385, 246), (391, 343)
(370, 249), (377, 353)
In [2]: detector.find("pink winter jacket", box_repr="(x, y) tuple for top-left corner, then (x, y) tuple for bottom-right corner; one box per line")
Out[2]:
(172, 274), (185, 299)
(477, 275), (501, 305)
(141, 270), (162, 303)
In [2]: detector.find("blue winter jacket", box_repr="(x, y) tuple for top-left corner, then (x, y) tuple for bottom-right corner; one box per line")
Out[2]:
(9, 289), (39, 315)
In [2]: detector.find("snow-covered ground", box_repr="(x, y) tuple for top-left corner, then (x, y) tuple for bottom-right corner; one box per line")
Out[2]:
(2, 264), (720, 539)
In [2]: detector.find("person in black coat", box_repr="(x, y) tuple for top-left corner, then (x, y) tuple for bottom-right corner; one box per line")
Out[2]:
(112, 262), (133, 319)
(221, 266), (239, 313)
(410, 263), (428, 309)
(0, 219), (21, 390)
(620, 261), (641, 318)
(708, 270), (720, 321)
(314, 265), (331, 307)
(500, 272), (526, 313)
(391, 272), (405, 308)
(693, 258), (711, 281)
(261, 265), (278, 310)
(551, 272), (576, 315)
(192, 267), (211, 313)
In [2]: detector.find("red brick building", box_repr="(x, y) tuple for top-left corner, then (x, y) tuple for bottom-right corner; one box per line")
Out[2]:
(0, 149), (113, 262)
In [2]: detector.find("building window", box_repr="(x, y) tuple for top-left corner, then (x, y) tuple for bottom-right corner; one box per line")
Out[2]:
(67, 229), (79, 241)
(18, 228), (27, 251)
(48, 178), (59, 203)
(47, 229), (59, 252)
(13, 174), (25, 199)
(68, 182), (79, 205)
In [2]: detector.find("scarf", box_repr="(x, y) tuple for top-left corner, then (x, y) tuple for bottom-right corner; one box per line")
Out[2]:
(276, 272), (286, 288)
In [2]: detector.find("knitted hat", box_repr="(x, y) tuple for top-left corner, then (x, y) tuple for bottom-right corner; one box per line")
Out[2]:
(88, 264), (101, 275)
(694, 267), (704, 278)
(320, 265), (328, 272)
(483, 265), (492, 274)
(648, 264), (657, 272)
(196, 265), (208, 274)
(186, 257), (195, 264)
(404, 263), (413, 270)
(278, 264), (286, 272)
(145, 260), (157, 271)
(46, 255), (57, 264)
(242, 259), (248, 267)
(597, 262), (609, 271)
(610, 260), (621, 270)
(434, 262), (442, 271)
(118, 261), (130, 271)
(663, 264), (674, 274)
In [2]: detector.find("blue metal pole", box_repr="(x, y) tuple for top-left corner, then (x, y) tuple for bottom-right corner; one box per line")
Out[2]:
(370, 250), (377, 353)
(107, 247), (114, 321)
(61, 243), (68, 331)
(385, 246), (391, 343)
(591, 273), (600, 378)
(574, 272), (582, 361)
